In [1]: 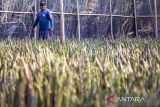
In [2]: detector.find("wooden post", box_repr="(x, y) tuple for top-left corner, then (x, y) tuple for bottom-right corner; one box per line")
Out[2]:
(109, 0), (113, 39)
(60, 0), (65, 43)
(76, 0), (81, 40)
(0, 0), (2, 38)
(133, 0), (138, 37)
(0, 4), (2, 103)
(0, 0), (2, 22)
(154, 0), (158, 38)
(34, 0), (37, 39)
(45, 0), (47, 6)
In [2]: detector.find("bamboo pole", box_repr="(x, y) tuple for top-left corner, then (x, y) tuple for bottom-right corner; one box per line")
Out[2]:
(1, 10), (160, 18)
(133, 0), (138, 37)
(0, 0), (2, 38)
(154, 0), (158, 38)
(60, 0), (65, 43)
(76, 0), (81, 40)
(34, 0), (37, 39)
(46, 0), (47, 6)
(109, 0), (113, 39)
(0, 0), (2, 22)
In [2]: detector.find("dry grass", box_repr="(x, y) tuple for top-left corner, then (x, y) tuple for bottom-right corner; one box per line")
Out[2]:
(0, 38), (160, 107)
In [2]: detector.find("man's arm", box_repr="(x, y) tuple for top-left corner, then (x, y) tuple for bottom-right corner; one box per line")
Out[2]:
(47, 10), (54, 29)
(32, 13), (39, 28)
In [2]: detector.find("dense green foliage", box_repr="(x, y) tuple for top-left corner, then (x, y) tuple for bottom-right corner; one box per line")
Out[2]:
(0, 38), (160, 107)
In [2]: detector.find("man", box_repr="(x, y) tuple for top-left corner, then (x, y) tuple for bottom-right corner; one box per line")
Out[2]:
(31, 1), (53, 40)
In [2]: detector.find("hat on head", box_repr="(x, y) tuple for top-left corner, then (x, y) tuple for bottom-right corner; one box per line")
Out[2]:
(40, 1), (46, 6)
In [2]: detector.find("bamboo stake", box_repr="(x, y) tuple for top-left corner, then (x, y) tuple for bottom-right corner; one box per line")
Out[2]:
(46, 0), (47, 6)
(109, 0), (113, 39)
(0, 0), (2, 22)
(34, 0), (37, 39)
(76, 0), (81, 40)
(133, 0), (138, 37)
(0, 0), (3, 38)
(60, 0), (65, 43)
(154, 0), (158, 38)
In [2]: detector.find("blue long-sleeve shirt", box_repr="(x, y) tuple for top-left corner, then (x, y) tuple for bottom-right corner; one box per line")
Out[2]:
(32, 9), (53, 31)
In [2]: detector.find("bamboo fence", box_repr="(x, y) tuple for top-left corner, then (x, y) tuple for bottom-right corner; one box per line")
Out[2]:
(0, 0), (159, 41)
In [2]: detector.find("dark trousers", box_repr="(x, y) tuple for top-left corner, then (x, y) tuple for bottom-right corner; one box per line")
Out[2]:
(39, 30), (49, 40)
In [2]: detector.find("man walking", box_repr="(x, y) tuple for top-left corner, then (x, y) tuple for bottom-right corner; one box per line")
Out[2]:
(31, 1), (53, 40)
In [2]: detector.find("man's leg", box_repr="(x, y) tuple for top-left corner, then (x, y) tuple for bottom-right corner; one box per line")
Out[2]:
(39, 31), (43, 40)
(43, 30), (49, 40)
(39, 30), (49, 40)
